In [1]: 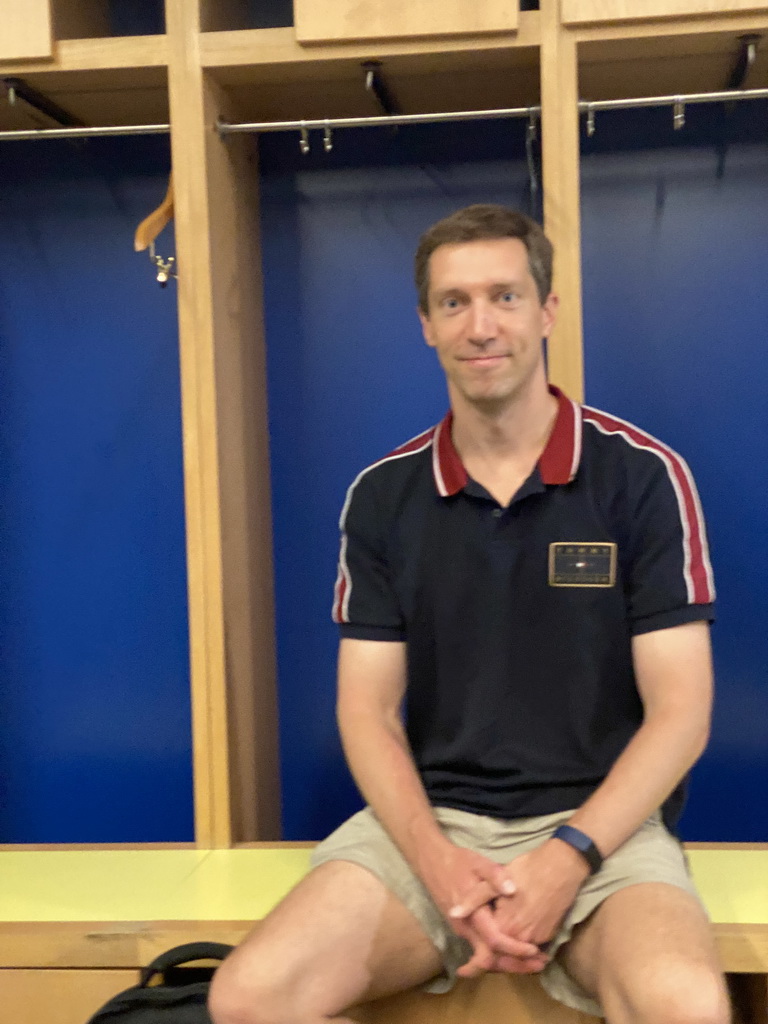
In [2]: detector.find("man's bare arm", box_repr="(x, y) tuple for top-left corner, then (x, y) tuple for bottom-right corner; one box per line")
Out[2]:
(336, 637), (545, 966)
(454, 620), (713, 964)
(565, 619), (712, 854)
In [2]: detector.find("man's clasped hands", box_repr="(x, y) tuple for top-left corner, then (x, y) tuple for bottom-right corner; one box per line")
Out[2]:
(424, 839), (591, 977)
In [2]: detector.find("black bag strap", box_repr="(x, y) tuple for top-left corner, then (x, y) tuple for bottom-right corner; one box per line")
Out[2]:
(140, 942), (234, 986)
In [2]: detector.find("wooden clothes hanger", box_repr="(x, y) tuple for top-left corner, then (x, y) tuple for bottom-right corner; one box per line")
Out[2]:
(134, 173), (174, 252)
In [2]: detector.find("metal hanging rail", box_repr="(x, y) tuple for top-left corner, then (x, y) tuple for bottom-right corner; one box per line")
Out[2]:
(0, 123), (169, 141)
(0, 86), (766, 141)
(218, 105), (538, 136)
(581, 87), (768, 114)
(216, 86), (768, 139)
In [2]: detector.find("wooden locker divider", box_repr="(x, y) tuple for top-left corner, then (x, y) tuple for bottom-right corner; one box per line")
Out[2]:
(540, 1), (584, 402)
(166, 0), (280, 847)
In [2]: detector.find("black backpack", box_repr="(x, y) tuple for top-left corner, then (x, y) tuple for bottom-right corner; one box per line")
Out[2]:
(87, 942), (234, 1023)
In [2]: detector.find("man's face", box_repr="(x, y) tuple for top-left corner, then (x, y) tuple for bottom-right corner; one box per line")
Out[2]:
(419, 238), (558, 409)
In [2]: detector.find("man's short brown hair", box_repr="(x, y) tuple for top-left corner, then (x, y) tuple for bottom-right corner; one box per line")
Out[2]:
(414, 204), (553, 315)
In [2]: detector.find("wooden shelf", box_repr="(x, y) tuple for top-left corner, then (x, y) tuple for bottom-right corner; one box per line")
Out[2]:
(210, 53), (540, 122)
(0, 37), (168, 130)
(0, 34), (167, 74)
(202, 14), (539, 68)
(564, 0), (768, 28)
(577, 17), (768, 100)
(202, 20), (540, 120)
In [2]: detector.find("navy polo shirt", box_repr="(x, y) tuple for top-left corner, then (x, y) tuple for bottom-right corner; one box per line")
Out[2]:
(333, 387), (715, 827)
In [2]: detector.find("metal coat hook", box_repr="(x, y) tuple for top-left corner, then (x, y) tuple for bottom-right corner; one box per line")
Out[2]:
(525, 108), (539, 210)
(727, 34), (761, 90)
(3, 75), (82, 129)
(586, 104), (596, 137)
(323, 123), (333, 152)
(148, 241), (177, 288)
(362, 60), (399, 117)
(673, 98), (685, 130)
(299, 124), (310, 154)
(744, 36), (758, 72)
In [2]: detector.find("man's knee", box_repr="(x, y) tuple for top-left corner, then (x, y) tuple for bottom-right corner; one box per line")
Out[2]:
(603, 963), (730, 1024)
(208, 954), (289, 1024)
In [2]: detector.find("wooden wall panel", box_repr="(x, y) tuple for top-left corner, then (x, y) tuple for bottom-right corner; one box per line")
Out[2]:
(294, 0), (519, 45)
(1, 970), (139, 1024)
(0, 0), (53, 61)
(563, 0), (768, 27)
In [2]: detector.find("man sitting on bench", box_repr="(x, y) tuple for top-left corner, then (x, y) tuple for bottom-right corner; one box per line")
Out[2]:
(209, 205), (730, 1024)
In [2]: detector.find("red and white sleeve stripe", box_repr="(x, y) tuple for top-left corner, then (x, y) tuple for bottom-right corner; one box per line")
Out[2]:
(332, 428), (436, 623)
(583, 407), (715, 604)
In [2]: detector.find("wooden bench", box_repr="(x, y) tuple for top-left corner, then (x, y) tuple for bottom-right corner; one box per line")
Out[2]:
(1, 844), (766, 1024)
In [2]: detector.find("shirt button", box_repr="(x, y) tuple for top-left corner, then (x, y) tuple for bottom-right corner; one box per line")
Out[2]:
(492, 508), (503, 518)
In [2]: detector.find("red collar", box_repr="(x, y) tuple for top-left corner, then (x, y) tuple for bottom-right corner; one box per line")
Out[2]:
(431, 386), (583, 497)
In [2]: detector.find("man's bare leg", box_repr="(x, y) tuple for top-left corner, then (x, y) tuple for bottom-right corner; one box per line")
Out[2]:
(208, 860), (444, 1024)
(562, 883), (730, 1024)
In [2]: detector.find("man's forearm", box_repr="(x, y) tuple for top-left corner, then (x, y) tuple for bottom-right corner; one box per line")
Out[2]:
(564, 622), (713, 861)
(338, 699), (449, 874)
(565, 706), (708, 859)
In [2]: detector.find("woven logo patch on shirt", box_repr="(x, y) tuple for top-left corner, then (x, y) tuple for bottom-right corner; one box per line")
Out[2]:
(549, 543), (617, 587)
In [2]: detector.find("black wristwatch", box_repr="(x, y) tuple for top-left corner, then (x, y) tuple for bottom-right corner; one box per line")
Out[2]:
(552, 824), (604, 875)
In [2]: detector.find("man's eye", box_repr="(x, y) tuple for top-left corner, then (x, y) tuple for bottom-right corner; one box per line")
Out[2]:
(499, 291), (517, 304)
(442, 296), (461, 310)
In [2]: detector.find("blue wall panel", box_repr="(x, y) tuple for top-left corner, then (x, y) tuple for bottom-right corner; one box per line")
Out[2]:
(580, 105), (768, 840)
(0, 137), (193, 841)
(261, 111), (768, 841)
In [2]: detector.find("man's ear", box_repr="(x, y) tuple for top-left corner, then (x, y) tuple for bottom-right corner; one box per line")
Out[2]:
(541, 292), (559, 339)
(418, 307), (436, 348)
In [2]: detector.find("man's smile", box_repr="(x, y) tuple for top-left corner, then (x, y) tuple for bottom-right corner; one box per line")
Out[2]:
(458, 354), (510, 367)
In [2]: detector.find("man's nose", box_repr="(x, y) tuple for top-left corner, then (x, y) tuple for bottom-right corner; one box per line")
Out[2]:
(468, 299), (497, 343)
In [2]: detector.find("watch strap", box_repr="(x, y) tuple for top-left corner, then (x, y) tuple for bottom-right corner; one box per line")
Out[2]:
(552, 824), (603, 875)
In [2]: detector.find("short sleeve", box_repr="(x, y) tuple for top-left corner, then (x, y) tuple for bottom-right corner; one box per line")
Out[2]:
(331, 471), (405, 641)
(626, 452), (715, 636)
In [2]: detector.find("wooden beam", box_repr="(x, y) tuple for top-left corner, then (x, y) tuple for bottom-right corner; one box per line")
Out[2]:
(165, 0), (280, 845)
(539, 2), (584, 402)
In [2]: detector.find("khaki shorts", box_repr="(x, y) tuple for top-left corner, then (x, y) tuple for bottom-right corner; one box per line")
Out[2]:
(310, 805), (703, 1016)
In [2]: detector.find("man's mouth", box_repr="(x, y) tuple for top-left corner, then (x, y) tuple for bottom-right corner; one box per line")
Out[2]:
(460, 354), (509, 367)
